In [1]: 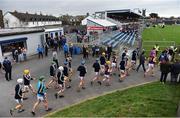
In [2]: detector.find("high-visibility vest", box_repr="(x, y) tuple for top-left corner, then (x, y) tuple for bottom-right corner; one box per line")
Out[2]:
(154, 45), (159, 51)
(173, 47), (177, 52)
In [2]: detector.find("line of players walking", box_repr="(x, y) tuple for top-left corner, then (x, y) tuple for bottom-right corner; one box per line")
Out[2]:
(9, 44), (179, 116)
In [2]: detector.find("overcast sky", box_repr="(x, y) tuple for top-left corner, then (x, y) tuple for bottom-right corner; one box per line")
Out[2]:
(0, 0), (180, 17)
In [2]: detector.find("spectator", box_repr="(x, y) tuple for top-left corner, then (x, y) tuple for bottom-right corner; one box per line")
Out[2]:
(37, 45), (44, 59)
(54, 39), (58, 51)
(95, 44), (99, 57)
(44, 43), (49, 57)
(160, 60), (171, 84)
(92, 44), (96, 57)
(14, 48), (18, 63)
(170, 60), (180, 83)
(3, 57), (12, 81)
(69, 43), (74, 57)
(63, 43), (69, 58)
(136, 51), (146, 72)
(22, 47), (27, 61)
(82, 45), (87, 59)
(18, 47), (22, 62)
(107, 45), (112, 60)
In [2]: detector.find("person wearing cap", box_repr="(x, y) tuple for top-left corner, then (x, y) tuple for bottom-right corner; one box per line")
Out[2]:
(10, 78), (25, 116)
(100, 52), (106, 75)
(47, 61), (57, 89)
(63, 61), (71, 89)
(3, 57), (12, 81)
(22, 69), (36, 99)
(31, 76), (52, 116)
(77, 60), (87, 92)
(91, 58), (101, 86)
(55, 66), (65, 99)
(102, 61), (111, 86)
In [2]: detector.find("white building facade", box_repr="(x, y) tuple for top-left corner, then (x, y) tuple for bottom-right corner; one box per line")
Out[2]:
(0, 29), (44, 62)
(3, 11), (62, 28)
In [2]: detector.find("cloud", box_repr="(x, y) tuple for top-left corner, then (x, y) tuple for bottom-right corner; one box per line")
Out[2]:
(0, 0), (179, 17)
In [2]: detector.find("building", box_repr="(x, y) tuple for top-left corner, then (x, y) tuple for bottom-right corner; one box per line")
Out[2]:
(0, 10), (4, 28)
(95, 9), (142, 23)
(0, 28), (44, 62)
(3, 11), (62, 28)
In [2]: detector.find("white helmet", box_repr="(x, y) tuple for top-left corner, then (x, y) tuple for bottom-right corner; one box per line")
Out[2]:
(17, 78), (23, 84)
(58, 66), (64, 71)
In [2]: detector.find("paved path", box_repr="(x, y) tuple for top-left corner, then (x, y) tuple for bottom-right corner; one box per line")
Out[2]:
(0, 50), (161, 117)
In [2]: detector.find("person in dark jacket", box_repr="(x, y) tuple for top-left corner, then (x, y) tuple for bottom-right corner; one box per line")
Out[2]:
(92, 44), (96, 57)
(47, 61), (57, 89)
(10, 78), (25, 116)
(77, 60), (87, 92)
(170, 60), (180, 83)
(136, 51), (146, 72)
(69, 43), (74, 57)
(3, 57), (12, 81)
(54, 66), (65, 99)
(14, 49), (19, 63)
(82, 45), (87, 59)
(160, 60), (171, 83)
(44, 43), (49, 57)
(100, 52), (106, 74)
(91, 59), (101, 85)
(63, 61), (71, 89)
(106, 45), (112, 60)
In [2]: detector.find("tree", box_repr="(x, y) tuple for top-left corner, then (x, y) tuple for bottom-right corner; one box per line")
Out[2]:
(149, 13), (159, 18)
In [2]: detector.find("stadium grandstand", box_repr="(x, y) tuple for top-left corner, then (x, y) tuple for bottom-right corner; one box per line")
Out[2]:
(82, 9), (143, 48)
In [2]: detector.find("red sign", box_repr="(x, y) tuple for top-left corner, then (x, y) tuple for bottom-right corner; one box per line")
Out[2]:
(87, 26), (106, 30)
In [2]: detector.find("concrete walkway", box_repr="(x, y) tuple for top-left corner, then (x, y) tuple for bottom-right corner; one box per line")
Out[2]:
(0, 50), (160, 117)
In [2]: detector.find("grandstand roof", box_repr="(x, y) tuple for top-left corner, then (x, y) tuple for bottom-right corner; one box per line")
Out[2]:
(95, 9), (142, 18)
(87, 18), (117, 27)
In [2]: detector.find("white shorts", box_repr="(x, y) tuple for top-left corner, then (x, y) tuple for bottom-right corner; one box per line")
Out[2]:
(95, 72), (99, 76)
(131, 60), (136, 63)
(120, 70), (125, 74)
(104, 74), (110, 78)
(148, 63), (154, 68)
(111, 63), (116, 67)
(79, 76), (84, 80)
(37, 95), (45, 101)
(100, 65), (105, 68)
(15, 99), (23, 104)
(24, 84), (32, 90)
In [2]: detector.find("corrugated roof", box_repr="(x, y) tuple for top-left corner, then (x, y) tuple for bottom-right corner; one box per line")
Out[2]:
(0, 28), (44, 37)
(9, 11), (60, 22)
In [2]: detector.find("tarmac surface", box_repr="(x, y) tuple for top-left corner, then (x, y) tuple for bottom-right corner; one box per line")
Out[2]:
(0, 49), (160, 117)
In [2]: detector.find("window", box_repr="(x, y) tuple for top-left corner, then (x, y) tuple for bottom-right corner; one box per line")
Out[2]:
(1, 41), (27, 56)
